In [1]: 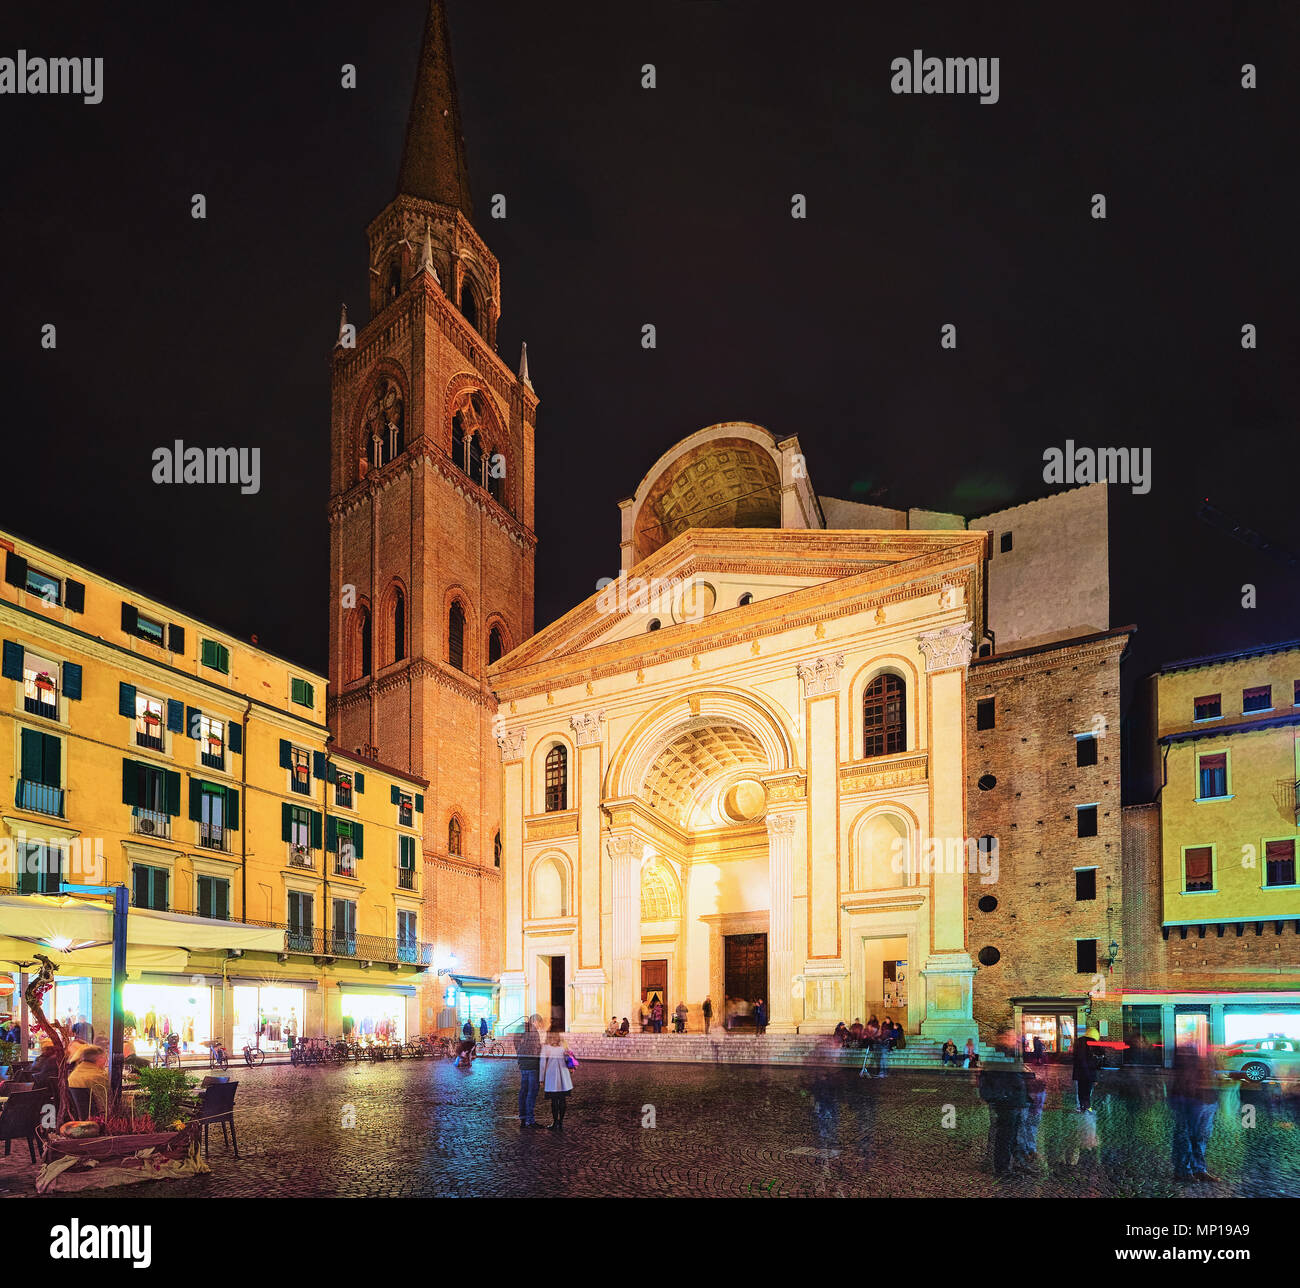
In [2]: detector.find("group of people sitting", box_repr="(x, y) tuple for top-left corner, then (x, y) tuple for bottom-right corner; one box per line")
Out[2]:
(604, 1017), (632, 1037)
(942, 1038), (982, 1068)
(833, 1017), (907, 1052)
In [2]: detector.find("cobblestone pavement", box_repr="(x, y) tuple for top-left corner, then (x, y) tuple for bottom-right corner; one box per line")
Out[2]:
(3, 1059), (1297, 1198)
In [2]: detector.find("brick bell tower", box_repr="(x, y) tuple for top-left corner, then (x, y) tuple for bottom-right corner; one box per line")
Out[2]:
(327, 0), (537, 979)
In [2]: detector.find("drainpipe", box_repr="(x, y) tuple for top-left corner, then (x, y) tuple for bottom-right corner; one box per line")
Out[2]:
(240, 700), (252, 924)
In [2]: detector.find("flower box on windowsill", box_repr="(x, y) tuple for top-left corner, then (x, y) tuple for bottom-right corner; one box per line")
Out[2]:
(142, 711), (161, 726)
(34, 674), (56, 692)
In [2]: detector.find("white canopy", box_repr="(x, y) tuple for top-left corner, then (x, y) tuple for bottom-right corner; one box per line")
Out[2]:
(0, 893), (284, 980)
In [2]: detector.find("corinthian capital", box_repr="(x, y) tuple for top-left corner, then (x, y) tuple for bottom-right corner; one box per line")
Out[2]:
(765, 813), (798, 840)
(495, 726), (526, 762)
(917, 622), (974, 673)
(797, 653), (844, 699)
(606, 834), (643, 863)
(570, 709), (606, 747)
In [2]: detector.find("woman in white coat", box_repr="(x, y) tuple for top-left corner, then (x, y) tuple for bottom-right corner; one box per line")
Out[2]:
(539, 1023), (574, 1129)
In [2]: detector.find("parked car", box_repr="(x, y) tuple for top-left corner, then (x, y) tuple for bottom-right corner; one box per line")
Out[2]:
(1221, 1036), (1300, 1083)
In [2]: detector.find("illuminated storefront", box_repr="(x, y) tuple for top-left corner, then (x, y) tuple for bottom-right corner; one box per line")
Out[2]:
(123, 981), (212, 1055)
(339, 987), (408, 1044)
(1122, 991), (1300, 1067)
(233, 984), (306, 1052)
(444, 975), (496, 1031)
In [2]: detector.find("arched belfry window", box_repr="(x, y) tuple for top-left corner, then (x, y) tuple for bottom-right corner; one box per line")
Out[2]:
(448, 816), (462, 857)
(452, 412), (466, 471)
(487, 449), (506, 505)
(461, 281), (478, 332)
(863, 674), (906, 757)
(387, 260), (402, 301)
(468, 433), (483, 486)
(392, 588), (406, 664)
(363, 377), (405, 468)
(544, 745), (568, 813)
(355, 606), (371, 679)
(488, 626), (505, 665)
(448, 601), (466, 672)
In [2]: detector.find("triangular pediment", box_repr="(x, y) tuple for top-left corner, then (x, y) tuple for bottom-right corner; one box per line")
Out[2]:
(492, 527), (985, 684)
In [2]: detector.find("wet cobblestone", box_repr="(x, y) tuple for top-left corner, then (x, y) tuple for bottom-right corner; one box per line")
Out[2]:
(4, 1060), (1297, 1198)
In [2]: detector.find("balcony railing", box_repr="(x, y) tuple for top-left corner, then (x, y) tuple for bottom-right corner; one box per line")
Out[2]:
(334, 856), (357, 879)
(248, 920), (434, 967)
(201, 750), (225, 771)
(16, 780), (63, 817)
(199, 822), (228, 851)
(398, 867), (416, 890)
(132, 808), (171, 839)
(136, 728), (164, 752)
(287, 847), (314, 870)
(24, 693), (58, 719)
(291, 769), (311, 796)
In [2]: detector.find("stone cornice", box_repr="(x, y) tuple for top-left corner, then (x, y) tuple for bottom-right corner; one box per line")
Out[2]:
(408, 657), (496, 709)
(524, 811), (580, 843)
(839, 752), (929, 795)
(970, 631), (1129, 681)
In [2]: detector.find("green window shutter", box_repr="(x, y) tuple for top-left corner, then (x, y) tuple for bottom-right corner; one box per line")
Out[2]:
(399, 835), (414, 868)
(62, 662), (82, 701)
(165, 770), (181, 817)
(281, 802), (292, 843)
(312, 751), (327, 780)
(186, 706), (201, 739)
(1, 640), (23, 681)
(121, 603), (137, 634)
(64, 579), (85, 613)
(326, 761), (336, 784)
(326, 816), (337, 853)
(228, 722), (242, 755)
(197, 875), (211, 917)
(189, 779), (203, 822)
(279, 739), (292, 769)
(166, 699), (184, 733)
(132, 864), (145, 907)
(355, 771), (365, 795)
(41, 733), (60, 788)
(122, 759), (139, 807)
(353, 822), (364, 860)
(215, 879), (229, 921)
(21, 728), (43, 782)
(119, 682), (136, 717)
(167, 624), (185, 654)
(160, 869), (169, 911)
(5, 552), (28, 587)
(391, 785), (400, 805)
(310, 810), (323, 851)
(415, 793), (424, 813)
(226, 787), (239, 831)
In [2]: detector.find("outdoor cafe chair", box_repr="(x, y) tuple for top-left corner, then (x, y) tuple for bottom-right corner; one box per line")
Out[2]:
(0, 1090), (52, 1165)
(198, 1080), (239, 1159)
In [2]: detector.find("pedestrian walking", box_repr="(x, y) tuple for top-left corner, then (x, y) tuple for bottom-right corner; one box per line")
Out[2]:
(978, 1029), (1030, 1177)
(540, 1023), (575, 1130)
(1014, 1065), (1047, 1173)
(702, 995), (713, 1035)
(479, 1015), (489, 1040)
(754, 998), (767, 1035)
(1169, 1048), (1220, 1182)
(516, 1013), (543, 1129)
(650, 998), (664, 1034)
(1072, 1025), (1105, 1111)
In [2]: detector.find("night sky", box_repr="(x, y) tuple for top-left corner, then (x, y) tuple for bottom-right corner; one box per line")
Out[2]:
(2, 2), (1297, 713)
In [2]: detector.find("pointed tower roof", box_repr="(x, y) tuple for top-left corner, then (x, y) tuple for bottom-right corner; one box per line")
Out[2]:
(518, 341), (534, 390)
(397, 1), (473, 219)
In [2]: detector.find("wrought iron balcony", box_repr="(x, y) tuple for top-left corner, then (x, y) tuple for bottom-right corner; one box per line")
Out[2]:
(132, 808), (171, 839)
(248, 920), (433, 967)
(398, 867), (416, 890)
(16, 780), (63, 817)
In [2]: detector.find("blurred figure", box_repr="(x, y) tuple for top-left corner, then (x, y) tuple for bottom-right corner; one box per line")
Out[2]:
(605, 1017), (621, 1037)
(1072, 1025), (1105, 1110)
(68, 1045), (110, 1116)
(834, 1021), (850, 1048)
(1032, 1035), (1046, 1066)
(1015, 1062), (1047, 1174)
(964, 1038), (980, 1069)
(516, 1014), (543, 1129)
(978, 1031), (1030, 1177)
(702, 995), (713, 1035)
(539, 1023), (574, 1130)
(941, 1039), (960, 1067)
(618, 1017), (630, 1037)
(1169, 1048), (1220, 1182)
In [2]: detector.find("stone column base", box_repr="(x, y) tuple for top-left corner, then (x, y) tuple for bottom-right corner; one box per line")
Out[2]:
(799, 962), (848, 1035)
(918, 952), (978, 1047)
(570, 967), (609, 1033)
(497, 971), (527, 1030)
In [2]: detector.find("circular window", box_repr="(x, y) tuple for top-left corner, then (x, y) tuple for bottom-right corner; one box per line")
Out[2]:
(674, 580), (717, 624)
(977, 895), (998, 913)
(647, 619), (661, 632)
(722, 779), (767, 824)
(977, 946), (1001, 966)
(738, 592), (753, 606)
(977, 774), (997, 791)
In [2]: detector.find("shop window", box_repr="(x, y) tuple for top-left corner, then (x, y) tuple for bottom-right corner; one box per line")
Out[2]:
(1265, 839), (1296, 888)
(1076, 734), (1098, 767)
(1075, 939), (1098, 974)
(1075, 868), (1097, 901)
(544, 745), (568, 812)
(1197, 752), (1228, 799)
(339, 993), (404, 1043)
(1076, 804), (1098, 838)
(1184, 845), (1214, 892)
(976, 697), (995, 730)
(863, 673), (906, 757)
(233, 984), (303, 1053)
(125, 982), (211, 1057)
(1122, 1005), (1164, 1066)
(1243, 684), (1271, 712)
(1193, 693), (1221, 721)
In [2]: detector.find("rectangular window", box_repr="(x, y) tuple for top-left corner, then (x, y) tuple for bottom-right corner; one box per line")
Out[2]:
(399, 834), (417, 889)
(332, 898), (357, 956)
(1294, 680), (1300, 707)
(200, 639), (231, 674)
(1075, 868), (1097, 901)
(135, 693), (165, 751)
(288, 891), (314, 952)
(1243, 685), (1271, 713)
(1076, 734), (1098, 767)
(335, 772), (353, 809)
(335, 821), (356, 878)
(288, 805), (312, 858)
(133, 863), (169, 911)
(24, 564), (63, 605)
(291, 677), (314, 708)
(134, 612), (165, 646)
(1075, 939), (1097, 974)
(1193, 694), (1221, 721)
(199, 714), (225, 770)
(1000, 532), (1013, 553)
(198, 784), (229, 850)
(22, 651), (60, 719)
(976, 698), (995, 731)
(18, 840), (63, 894)
(18, 727), (62, 816)
(1184, 845), (1214, 893)
(1197, 751), (1228, 799)
(397, 792), (414, 828)
(397, 909), (418, 963)
(132, 762), (172, 839)
(196, 874), (231, 921)
(291, 747), (311, 795)
(1265, 839), (1296, 888)
(1076, 804), (1098, 838)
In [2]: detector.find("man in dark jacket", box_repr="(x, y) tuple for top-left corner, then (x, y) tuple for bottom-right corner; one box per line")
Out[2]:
(1072, 1026), (1105, 1110)
(978, 1031), (1031, 1177)
(516, 1015), (543, 1128)
(702, 996), (713, 1035)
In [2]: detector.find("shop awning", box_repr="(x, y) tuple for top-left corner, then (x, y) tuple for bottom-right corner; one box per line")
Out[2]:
(338, 981), (417, 996)
(449, 974), (496, 994)
(0, 893), (282, 978)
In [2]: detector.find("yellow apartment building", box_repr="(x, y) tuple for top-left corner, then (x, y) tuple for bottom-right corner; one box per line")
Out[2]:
(0, 529), (432, 1056)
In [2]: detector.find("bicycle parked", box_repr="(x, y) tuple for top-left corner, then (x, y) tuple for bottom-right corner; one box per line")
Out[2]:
(475, 1038), (505, 1057)
(206, 1038), (230, 1069)
(152, 1033), (182, 1068)
(242, 1042), (266, 1067)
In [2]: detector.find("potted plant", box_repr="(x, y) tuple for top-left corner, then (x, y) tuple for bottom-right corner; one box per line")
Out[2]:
(142, 709), (161, 725)
(0, 1035), (18, 1076)
(33, 672), (55, 692)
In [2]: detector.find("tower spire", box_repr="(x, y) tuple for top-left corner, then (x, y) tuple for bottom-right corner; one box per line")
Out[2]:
(397, 1), (473, 219)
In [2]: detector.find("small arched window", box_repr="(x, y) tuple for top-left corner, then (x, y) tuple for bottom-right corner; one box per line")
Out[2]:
(487, 451), (505, 505)
(544, 745), (568, 813)
(356, 606), (372, 679)
(488, 626), (504, 665)
(467, 433), (483, 486)
(448, 816), (462, 856)
(461, 281), (478, 332)
(448, 601), (465, 671)
(863, 673), (906, 757)
(387, 261), (402, 300)
(738, 593), (754, 606)
(392, 589), (406, 664)
(493, 830), (502, 868)
(451, 413), (466, 472)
